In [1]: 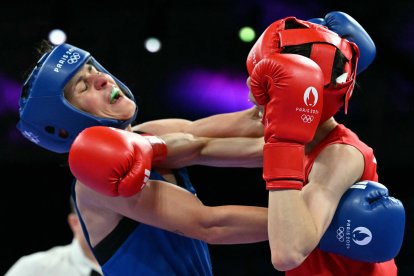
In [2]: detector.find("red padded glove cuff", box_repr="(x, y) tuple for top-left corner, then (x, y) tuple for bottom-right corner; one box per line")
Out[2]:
(266, 179), (303, 190)
(263, 142), (304, 190)
(141, 135), (168, 165)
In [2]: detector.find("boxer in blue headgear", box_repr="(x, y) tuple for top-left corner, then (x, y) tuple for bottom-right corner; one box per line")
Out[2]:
(14, 41), (271, 276)
(17, 43), (138, 153)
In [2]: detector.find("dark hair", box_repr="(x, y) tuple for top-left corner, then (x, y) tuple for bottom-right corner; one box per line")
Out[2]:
(23, 40), (54, 81)
(281, 44), (346, 85)
(38, 39), (54, 55)
(281, 20), (347, 85)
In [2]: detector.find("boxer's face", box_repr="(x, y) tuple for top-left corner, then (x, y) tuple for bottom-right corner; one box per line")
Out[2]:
(64, 63), (136, 121)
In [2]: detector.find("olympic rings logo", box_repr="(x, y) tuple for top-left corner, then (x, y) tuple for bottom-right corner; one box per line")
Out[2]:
(67, 52), (81, 64)
(336, 227), (345, 242)
(301, 114), (314, 123)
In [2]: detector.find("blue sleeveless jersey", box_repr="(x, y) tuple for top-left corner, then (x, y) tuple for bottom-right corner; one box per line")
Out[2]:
(72, 168), (212, 276)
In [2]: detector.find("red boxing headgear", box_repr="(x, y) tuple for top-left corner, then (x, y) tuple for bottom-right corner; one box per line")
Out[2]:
(246, 16), (360, 123)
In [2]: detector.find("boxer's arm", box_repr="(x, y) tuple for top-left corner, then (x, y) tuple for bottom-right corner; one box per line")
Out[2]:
(83, 177), (268, 245)
(157, 132), (263, 168)
(132, 106), (264, 138)
(267, 144), (364, 271)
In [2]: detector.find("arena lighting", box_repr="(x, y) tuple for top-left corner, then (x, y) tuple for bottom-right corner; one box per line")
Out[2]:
(48, 29), (67, 45)
(0, 73), (20, 115)
(166, 69), (254, 116)
(239, 26), (256, 42)
(144, 37), (162, 53)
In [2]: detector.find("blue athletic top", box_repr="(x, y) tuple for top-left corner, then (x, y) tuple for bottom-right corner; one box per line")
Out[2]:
(71, 168), (213, 276)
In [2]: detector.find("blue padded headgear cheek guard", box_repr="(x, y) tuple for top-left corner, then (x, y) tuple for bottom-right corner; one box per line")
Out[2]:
(17, 43), (138, 154)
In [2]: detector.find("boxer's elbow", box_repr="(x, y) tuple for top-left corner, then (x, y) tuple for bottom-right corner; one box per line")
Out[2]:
(270, 247), (308, 271)
(269, 237), (315, 271)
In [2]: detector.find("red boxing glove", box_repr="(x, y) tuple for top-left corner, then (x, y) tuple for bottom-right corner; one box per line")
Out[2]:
(250, 54), (324, 190)
(246, 20), (286, 76)
(68, 126), (166, 197)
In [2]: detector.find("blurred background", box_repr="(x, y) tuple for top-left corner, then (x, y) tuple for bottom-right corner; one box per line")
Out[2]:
(1, 0), (413, 275)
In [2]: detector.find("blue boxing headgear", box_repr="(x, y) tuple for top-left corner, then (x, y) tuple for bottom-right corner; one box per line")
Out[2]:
(17, 43), (138, 153)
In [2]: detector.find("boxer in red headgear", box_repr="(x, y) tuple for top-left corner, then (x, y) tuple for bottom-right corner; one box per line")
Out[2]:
(246, 15), (359, 124)
(246, 12), (403, 275)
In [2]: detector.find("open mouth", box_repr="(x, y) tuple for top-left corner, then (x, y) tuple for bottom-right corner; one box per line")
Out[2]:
(110, 87), (121, 104)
